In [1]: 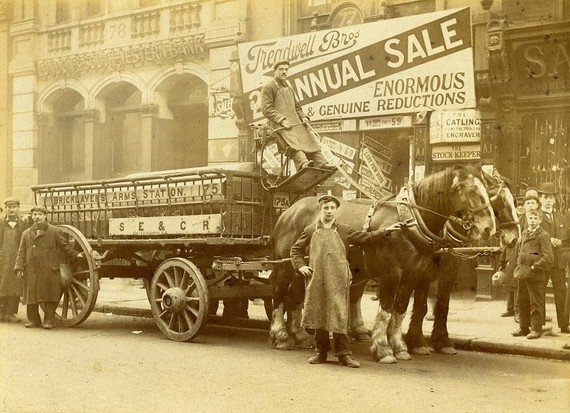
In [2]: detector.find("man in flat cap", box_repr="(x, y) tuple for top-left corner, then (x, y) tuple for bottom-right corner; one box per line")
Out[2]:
(15, 205), (81, 329)
(0, 197), (29, 322)
(537, 182), (570, 333)
(261, 60), (334, 171)
(290, 195), (402, 368)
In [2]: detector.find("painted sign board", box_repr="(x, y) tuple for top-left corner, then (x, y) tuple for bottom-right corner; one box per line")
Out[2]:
(238, 8), (474, 123)
(431, 144), (481, 161)
(359, 115), (413, 130)
(109, 215), (222, 236)
(429, 109), (482, 144)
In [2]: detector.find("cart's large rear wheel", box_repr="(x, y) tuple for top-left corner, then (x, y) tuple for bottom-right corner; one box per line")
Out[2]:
(56, 225), (100, 327)
(150, 258), (209, 341)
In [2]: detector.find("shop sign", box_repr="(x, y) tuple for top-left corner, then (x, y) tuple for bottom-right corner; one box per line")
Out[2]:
(359, 164), (392, 190)
(359, 177), (391, 198)
(361, 146), (392, 174)
(512, 35), (570, 97)
(431, 144), (481, 161)
(109, 214), (221, 236)
(238, 8), (475, 123)
(311, 119), (357, 132)
(359, 115), (412, 130)
(362, 135), (393, 159)
(342, 190), (358, 201)
(37, 35), (207, 79)
(321, 136), (357, 160)
(361, 148), (392, 189)
(429, 110), (481, 144)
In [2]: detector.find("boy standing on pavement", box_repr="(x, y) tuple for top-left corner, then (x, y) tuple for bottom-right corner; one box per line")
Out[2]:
(0, 198), (29, 322)
(290, 195), (401, 367)
(512, 209), (554, 339)
(537, 182), (570, 333)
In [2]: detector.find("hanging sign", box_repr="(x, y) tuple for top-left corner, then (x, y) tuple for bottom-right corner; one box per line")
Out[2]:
(238, 8), (474, 123)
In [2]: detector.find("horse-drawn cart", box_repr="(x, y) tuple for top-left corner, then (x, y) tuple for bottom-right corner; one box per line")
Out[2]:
(32, 162), (335, 341)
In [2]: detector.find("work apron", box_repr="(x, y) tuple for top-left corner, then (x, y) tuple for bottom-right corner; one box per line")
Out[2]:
(302, 226), (351, 334)
(273, 81), (320, 153)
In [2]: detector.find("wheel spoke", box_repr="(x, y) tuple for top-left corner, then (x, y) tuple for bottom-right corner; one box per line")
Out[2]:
(184, 281), (196, 295)
(185, 296), (200, 302)
(164, 269), (175, 288)
(69, 288), (78, 316)
(72, 278), (90, 292)
(157, 282), (169, 291)
(173, 266), (181, 286)
(61, 291), (70, 319)
(71, 284), (87, 307)
(168, 313), (176, 330)
(185, 304), (199, 318)
(180, 271), (189, 290)
(182, 308), (195, 329)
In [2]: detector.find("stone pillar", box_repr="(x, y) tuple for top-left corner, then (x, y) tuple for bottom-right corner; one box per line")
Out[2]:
(0, 3), (11, 203)
(140, 103), (158, 171)
(83, 109), (99, 180)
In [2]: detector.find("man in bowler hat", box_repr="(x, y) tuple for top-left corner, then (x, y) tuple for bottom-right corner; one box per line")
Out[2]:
(538, 182), (570, 333)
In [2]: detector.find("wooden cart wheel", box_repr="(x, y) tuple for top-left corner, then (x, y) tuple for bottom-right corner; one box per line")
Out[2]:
(56, 225), (100, 327)
(150, 258), (209, 341)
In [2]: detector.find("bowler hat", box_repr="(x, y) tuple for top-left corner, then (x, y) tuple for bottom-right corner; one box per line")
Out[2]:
(30, 206), (48, 214)
(537, 182), (557, 195)
(317, 194), (341, 207)
(4, 197), (20, 206)
(273, 59), (290, 70)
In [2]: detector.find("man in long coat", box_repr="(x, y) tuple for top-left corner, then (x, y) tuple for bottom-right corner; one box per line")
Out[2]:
(15, 206), (80, 329)
(290, 195), (401, 368)
(537, 182), (570, 333)
(0, 197), (29, 322)
(261, 60), (333, 171)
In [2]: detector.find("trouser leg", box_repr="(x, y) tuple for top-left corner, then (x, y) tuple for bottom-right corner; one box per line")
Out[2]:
(517, 280), (530, 330)
(307, 151), (328, 167)
(332, 333), (352, 357)
(314, 329), (331, 353)
(4, 296), (20, 315)
(43, 301), (58, 324)
(290, 150), (308, 170)
(550, 269), (568, 329)
(26, 304), (42, 325)
(528, 279), (545, 332)
(506, 288), (515, 313)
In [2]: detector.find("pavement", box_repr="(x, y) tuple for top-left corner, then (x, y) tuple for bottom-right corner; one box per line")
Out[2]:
(84, 279), (570, 362)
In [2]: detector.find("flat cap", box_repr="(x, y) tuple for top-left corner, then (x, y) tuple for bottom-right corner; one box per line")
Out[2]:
(30, 206), (48, 214)
(4, 197), (20, 206)
(273, 59), (290, 70)
(317, 194), (341, 207)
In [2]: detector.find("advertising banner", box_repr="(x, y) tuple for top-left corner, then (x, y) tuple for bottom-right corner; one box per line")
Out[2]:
(237, 8), (474, 123)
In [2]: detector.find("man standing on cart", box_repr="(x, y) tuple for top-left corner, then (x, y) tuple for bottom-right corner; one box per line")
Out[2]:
(261, 60), (334, 171)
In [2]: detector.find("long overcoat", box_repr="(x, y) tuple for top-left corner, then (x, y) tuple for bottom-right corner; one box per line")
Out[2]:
(539, 210), (569, 270)
(0, 215), (29, 297)
(14, 223), (77, 304)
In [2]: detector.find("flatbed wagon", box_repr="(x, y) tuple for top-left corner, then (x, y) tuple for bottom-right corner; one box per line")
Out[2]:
(32, 161), (335, 341)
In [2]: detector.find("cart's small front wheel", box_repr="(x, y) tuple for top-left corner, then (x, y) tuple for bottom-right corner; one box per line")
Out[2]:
(150, 258), (209, 341)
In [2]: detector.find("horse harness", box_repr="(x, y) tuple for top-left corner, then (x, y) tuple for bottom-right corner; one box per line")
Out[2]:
(361, 174), (495, 259)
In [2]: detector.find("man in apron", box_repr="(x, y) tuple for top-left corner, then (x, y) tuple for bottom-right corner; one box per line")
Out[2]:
(261, 60), (334, 171)
(290, 195), (402, 368)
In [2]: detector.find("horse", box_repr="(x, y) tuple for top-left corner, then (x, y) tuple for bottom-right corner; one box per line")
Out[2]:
(269, 165), (497, 362)
(401, 167), (521, 356)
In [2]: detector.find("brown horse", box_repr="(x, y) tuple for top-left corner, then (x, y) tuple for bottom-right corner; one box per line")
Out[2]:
(403, 168), (520, 355)
(269, 165), (497, 362)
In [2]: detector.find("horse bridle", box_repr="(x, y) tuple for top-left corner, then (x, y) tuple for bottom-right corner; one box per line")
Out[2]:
(486, 178), (520, 229)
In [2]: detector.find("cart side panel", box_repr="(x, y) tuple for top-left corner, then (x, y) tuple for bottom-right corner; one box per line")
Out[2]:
(34, 169), (268, 240)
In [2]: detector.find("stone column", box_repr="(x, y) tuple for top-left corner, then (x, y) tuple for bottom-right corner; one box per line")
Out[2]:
(83, 109), (99, 180)
(140, 103), (158, 171)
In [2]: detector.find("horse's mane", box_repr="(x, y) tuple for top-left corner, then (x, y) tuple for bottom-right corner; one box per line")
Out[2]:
(414, 166), (461, 212)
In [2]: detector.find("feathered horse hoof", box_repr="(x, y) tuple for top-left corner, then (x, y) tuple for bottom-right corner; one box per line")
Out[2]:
(437, 346), (457, 355)
(411, 346), (432, 355)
